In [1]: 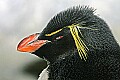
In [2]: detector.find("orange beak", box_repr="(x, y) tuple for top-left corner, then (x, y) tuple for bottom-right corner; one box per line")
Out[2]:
(17, 33), (48, 53)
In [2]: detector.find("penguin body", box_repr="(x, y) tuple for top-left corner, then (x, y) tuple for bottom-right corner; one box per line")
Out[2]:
(47, 50), (120, 80)
(17, 6), (120, 80)
(38, 66), (49, 80)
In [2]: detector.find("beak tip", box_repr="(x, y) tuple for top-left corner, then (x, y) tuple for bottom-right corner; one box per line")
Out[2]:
(17, 45), (24, 52)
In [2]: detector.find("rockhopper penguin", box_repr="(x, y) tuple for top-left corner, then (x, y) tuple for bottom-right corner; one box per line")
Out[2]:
(17, 6), (120, 80)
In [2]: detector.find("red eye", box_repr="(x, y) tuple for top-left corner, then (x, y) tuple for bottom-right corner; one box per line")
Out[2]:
(56, 36), (63, 40)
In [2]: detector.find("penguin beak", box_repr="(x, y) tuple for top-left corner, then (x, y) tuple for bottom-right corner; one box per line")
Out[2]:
(17, 33), (48, 53)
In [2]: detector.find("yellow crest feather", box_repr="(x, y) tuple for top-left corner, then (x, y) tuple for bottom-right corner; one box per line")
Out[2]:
(68, 24), (89, 61)
(45, 28), (63, 36)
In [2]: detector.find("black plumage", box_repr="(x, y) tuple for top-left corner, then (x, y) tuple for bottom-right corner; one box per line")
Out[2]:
(32, 6), (120, 80)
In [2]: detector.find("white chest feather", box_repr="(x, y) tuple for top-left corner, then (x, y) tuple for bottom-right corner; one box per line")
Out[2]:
(38, 66), (49, 80)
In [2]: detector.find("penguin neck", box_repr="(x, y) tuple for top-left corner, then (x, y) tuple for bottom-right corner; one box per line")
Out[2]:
(46, 48), (120, 79)
(47, 52), (84, 79)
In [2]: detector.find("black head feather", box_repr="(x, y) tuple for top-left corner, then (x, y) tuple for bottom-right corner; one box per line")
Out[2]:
(35, 5), (120, 62)
(41, 6), (96, 34)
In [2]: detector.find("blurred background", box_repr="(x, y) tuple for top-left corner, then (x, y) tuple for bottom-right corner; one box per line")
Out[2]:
(0, 0), (120, 80)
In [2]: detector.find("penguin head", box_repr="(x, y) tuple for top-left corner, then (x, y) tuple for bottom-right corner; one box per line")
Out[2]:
(17, 6), (118, 63)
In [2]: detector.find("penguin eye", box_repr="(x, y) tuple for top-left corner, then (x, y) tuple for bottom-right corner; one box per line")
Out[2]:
(55, 36), (63, 40)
